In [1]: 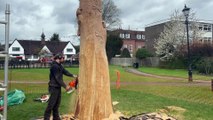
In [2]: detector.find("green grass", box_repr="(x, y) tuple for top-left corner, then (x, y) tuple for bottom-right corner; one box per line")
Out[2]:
(120, 84), (213, 105)
(1, 66), (213, 119)
(109, 66), (187, 83)
(138, 67), (213, 81)
(7, 92), (76, 120)
(112, 89), (213, 120)
(6, 88), (213, 120)
(0, 67), (79, 82)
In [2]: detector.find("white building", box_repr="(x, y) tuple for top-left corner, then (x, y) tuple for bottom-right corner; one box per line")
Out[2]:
(197, 21), (213, 43)
(9, 33), (76, 61)
(145, 19), (213, 54)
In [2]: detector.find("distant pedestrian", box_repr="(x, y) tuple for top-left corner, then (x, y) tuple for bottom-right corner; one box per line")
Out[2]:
(44, 53), (77, 120)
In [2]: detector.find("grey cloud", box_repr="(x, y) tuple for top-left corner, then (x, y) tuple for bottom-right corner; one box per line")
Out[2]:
(189, 0), (213, 9)
(115, 0), (172, 28)
(52, 1), (78, 25)
(0, 0), (6, 11)
(0, 0), (6, 42)
(116, 0), (168, 20)
(12, 1), (41, 20)
(3, 0), (41, 16)
(1, 0), (213, 42)
(1, 0), (42, 25)
(15, 17), (28, 25)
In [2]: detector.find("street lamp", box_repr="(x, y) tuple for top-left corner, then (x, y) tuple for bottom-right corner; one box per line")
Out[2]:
(182, 5), (192, 82)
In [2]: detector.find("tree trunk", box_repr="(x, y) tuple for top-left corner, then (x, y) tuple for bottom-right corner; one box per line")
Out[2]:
(75, 0), (113, 120)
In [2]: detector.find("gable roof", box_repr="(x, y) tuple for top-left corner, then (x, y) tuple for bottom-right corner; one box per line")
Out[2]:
(45, 41), (68, 54)
(17, 40), (69, 55)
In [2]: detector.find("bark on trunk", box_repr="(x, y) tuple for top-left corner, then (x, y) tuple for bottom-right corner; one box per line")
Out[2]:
(75, 0), (113, 120)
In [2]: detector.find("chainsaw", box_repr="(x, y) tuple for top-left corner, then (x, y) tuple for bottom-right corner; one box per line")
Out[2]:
(67, 77), (78, 94)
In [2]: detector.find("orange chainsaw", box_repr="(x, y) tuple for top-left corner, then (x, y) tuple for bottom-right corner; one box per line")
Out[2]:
(67, 77), (78, 94)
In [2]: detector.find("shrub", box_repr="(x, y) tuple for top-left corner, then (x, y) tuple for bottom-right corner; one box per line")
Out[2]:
(120, 48), (131, 58)
(136, 48), (153, 59)
(196, 57), (213, 75)
(171, 42), (213, 71)
(106, 34), (123, 61)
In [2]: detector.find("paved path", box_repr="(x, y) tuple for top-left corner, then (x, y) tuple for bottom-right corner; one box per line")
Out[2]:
(1, 80), (209, 87)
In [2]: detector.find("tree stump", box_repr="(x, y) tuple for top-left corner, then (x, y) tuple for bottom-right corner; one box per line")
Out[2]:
(75, 0), (113, 120)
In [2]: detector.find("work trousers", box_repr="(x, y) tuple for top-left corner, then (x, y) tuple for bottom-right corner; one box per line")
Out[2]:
(44, 86), (61, 120)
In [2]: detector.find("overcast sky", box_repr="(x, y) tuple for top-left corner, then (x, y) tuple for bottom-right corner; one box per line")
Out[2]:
(0, 0), (213, 45)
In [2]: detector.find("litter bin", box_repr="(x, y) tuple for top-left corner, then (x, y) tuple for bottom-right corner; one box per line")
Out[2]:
(133, 62), (139, 68)
(211, 79), (213, 91)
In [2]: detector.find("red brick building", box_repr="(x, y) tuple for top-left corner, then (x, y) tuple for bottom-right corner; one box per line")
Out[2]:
(109, 29), (146, 56)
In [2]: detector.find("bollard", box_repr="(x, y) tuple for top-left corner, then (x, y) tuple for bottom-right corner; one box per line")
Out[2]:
(115, 70), (120, 89)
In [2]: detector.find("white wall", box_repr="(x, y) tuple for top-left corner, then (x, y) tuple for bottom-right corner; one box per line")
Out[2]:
(26, 55), (39, 61)
(9, 40), (25, 59)
(200, 31), (212, 37)
(63, 42), (76, 60)
(41, 46), (51, 53)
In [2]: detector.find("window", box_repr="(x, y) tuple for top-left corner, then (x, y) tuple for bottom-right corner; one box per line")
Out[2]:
(208, 37), (212, 41)
(12, 54), (20, 56)
(204, 37), (208, 41)
(198, 25), (203, 30)
(208, 26), (211, 31)
(67, 55), (72, 60)
(142, 35), (145, 39)
(125, 33), (130, 39)
(200, 24), (211, 31)
(119, 33), (124, 38)
(136, 34), (141, 39)
(129, 45), (133, 52)
(33, 55), (39, 59)
(67, 55), (72, 58)
(67, 48), (73, 52)
(204, 25), (208, 31)
(12, 47), (20, 51)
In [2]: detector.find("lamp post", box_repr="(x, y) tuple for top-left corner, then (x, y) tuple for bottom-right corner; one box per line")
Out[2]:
(182, 5), (192, 82)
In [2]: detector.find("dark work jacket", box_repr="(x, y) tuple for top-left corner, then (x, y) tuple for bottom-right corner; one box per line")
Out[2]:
(48, 61), (74, 88)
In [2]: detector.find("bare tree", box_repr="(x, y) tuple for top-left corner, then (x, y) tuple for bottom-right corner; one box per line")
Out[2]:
(75, 0), (121, 32)
(102, 0), (121, 29)
(75, 0), (113, 120)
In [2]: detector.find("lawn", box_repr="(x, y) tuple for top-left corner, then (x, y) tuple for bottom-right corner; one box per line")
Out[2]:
(0, 66), (213, 120)
(112, 89), (213, 120)
(0, 67), (79, 82)
(138, 67), (213, 81)
(7, 92), (75, 120)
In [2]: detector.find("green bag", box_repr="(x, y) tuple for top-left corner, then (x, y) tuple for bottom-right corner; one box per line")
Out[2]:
(0, 89), (26, 106)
